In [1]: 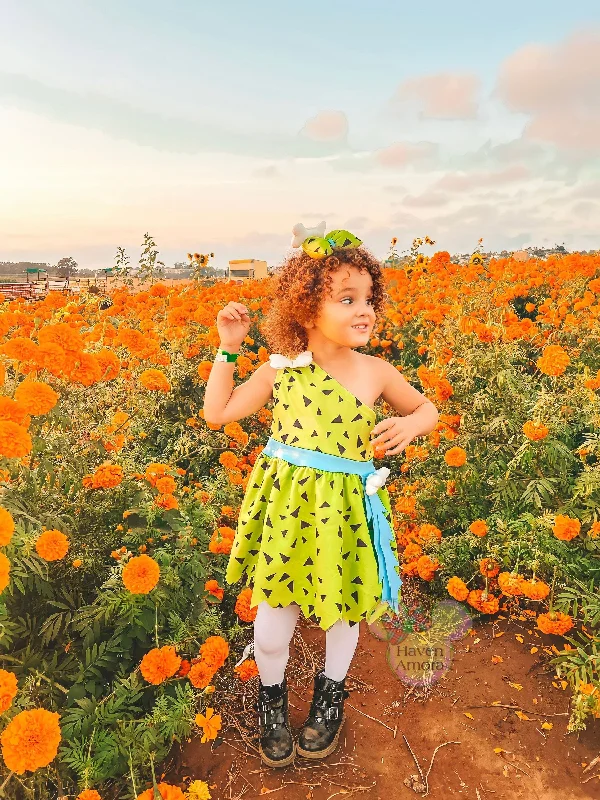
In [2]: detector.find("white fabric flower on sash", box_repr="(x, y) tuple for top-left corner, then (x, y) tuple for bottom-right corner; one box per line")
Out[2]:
(365, 466), (390, 496)
(269, 350), (313, 369)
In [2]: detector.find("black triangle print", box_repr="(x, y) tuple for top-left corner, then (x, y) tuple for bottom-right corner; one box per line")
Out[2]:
(281, 554), (291, 563)
(351, 590), (359, 604)
(263, 588), (272, 598)
(351, 576), (363, 585)
(357, 538), (368, 547)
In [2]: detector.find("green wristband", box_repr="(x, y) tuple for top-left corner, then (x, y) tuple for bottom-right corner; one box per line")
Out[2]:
(215, 348), (239, 363)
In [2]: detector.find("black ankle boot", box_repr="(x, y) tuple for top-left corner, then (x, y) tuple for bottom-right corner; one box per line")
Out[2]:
(296, 669), (350, 759)
(253, 676), (296, 768)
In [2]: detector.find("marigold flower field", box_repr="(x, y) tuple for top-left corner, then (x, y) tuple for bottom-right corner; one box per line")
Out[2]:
(0, 246), (599, 798)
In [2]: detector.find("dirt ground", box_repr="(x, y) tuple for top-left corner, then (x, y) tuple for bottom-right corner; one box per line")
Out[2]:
(163, 612), (600, 800)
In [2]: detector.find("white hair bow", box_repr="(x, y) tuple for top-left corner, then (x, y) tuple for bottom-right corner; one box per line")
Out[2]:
(365, 466), (391, 496)
(291, 221), (326, 248)
(269, 350), (314, 369)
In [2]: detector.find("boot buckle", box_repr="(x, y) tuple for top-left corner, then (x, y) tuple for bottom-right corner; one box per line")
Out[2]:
(330, 689), (344, 703)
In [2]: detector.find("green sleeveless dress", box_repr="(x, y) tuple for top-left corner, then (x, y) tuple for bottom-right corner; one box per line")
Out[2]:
(224, 358), (399, 631)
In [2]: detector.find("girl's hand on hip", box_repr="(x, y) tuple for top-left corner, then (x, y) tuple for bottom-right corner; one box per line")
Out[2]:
(370, 416), (417, 456)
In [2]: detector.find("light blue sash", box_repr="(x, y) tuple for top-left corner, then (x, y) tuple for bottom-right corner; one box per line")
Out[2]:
(262, 436), (402, 614)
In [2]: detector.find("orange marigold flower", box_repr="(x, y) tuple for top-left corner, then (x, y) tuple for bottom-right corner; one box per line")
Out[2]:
(0, 421), (32, 458)
(77, 790), (102, 800)
(444, 446), (467, 467)
(402, 560), (420, 577)
(417, 523), (442, 543)
(416, 554), (440, 581)
(122, 554), (160, 594)
(523, 420), (549, 441)
(0, 396), (31, 427)
(467, 589), (500, 614)
(0, 337), (39, 362)
(209, 527), (234, 554)
(498, 571), (525, 596)
(479, 558), (500, 578)
(136, 783), (185, 800)
(197, 361), (213, 381)
(14, 381), (59, 416)
(195, 707), (222, 744)
(35, 529), (69, 561)
(188, 660), (217, 689)
(0, 552), (10, 593)
(235, 658), (259, 681)
(139, 368), (171, 392)
(67, 352), (103, 386)
(468, 520), (488, 537)
(521, 579), (550, 600)
(0, 507), (15, 546)
(155, 493), (178, 510)
(156, 475), (176, 494)
(588, 522), (600, 539)
(145, 462), (169, 486)
(95, 349), (121, 381)
(0, 708), (61, 774)
(537, 344), (570, 376)
(537, 611), (573, 636)
(552, 514), (580, 542)
(205, 579), (224, 600)
(219, 451), (239, 469)
(402, 543), (423, 562)
(235, 587), (257, 622)
(72, 559), (82, 568)
(447, 576), (469, 602)
(38, 322), (84, 353)
(177, 659), (191, 677)
(89, 464), (124, 489)
(200, 635), (229, 670)
(140, 645), (182, 685)
(0, 669), (18, 713)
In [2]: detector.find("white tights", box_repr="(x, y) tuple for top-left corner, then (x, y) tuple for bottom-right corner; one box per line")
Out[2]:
(253, 601), (360, 686)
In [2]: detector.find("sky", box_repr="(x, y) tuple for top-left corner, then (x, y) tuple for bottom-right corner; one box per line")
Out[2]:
(1, 0), (599, 271)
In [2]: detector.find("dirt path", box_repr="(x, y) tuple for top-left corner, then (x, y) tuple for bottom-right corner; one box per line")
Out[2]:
(165, 613), (600, 799)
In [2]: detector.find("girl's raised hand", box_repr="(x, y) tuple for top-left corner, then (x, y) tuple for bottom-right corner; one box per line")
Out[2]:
(216, 302), (251, 349)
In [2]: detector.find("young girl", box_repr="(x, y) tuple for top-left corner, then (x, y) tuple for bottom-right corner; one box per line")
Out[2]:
(203, 223), (439, 769)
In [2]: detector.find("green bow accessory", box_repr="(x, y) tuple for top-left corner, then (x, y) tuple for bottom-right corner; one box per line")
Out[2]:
(291, 221), (363, 260)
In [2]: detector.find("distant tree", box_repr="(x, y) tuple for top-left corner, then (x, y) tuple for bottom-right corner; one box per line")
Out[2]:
(56, 257), (79, 278)
(172, 261), (190, 270)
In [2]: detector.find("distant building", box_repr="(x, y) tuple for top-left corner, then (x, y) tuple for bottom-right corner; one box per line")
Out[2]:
(228, 259), (268, 283)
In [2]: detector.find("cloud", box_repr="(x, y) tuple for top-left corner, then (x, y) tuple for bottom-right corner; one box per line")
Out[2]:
(495, 30), (600, 153)
(390, 73), (480, 120)
(400, 191), (450, 207)
(375, 141), (438, 169)
(252, 165), (280, 179)
(0, 71), (350, 159)
(343, 216), (370, 230)
(434, 164), (530, 192)
(299, 111), (349, 142)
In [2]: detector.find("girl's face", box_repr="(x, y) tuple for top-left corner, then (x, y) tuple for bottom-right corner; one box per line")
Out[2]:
(306, 265), (376, 350)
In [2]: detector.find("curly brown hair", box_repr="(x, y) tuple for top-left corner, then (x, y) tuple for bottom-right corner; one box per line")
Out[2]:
(260, 245), (389, 358)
